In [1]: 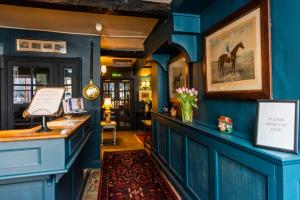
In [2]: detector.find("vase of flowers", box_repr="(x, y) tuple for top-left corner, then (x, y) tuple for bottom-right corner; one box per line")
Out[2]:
(176, 87), (198, 123)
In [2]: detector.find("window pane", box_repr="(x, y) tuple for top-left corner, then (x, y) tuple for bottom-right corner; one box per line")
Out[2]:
(103, 83), (108, 91)
(14, 85), (31, 90)
(119, 83), (124, 91)
(125, 91), (130, 100)
(13, 66), (31, 84)
(13, 90), (31, 104)
(64, 86), (72, 99)
(109, 83), (115, 91)
(33, 68), (49, 85)
(119, 92), (124, 100)
(125, 83), (130, 91)
(64, 68), (72, 85)
(110, 92), (115, 100)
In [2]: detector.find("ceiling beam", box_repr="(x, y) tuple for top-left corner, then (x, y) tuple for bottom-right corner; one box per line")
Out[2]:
(0, 0), (170, 19)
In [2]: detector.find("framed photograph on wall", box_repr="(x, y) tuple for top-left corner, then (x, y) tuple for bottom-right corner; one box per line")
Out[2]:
(255, 100), (299, 154)
(168, 56), (189, 102)
(202, 0), (271, 99)
(139, 89), (152, 102)
(16, 39), (67, 54)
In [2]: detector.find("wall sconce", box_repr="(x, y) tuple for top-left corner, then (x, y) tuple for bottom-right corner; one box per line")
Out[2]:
(141, 80), (150, 89)
(101, 65), (107, 75)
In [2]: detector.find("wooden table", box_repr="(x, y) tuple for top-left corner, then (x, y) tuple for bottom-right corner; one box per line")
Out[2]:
(101, 121), (117, 146)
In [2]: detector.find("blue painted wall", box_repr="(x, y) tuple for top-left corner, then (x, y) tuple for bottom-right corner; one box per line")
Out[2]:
(186, 0), (255, 141)
(163, 0), (300, 141)
(187, 0), (300, 141)
(271, 1), (300, 100)
(0, 28), (101, 168)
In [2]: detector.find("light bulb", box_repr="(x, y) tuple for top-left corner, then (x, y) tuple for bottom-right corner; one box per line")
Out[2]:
(101, 65), (107, 74)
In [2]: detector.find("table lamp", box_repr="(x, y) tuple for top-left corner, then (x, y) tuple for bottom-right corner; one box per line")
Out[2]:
(102, 97), (112, 122)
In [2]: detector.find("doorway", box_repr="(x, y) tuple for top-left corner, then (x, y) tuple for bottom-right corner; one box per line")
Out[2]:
(102, 79), (133, 130)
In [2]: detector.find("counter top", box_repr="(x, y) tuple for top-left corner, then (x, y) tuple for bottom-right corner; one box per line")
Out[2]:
(0, 115), (90, 142)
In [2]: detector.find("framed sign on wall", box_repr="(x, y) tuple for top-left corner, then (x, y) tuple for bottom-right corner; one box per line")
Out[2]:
(255, 100), (299, 154)
(202, 0), (271, 99)
(16, 39), (67, 54)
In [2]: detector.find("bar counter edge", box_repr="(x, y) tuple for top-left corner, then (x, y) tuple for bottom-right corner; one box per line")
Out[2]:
(0, 115), (93, 200)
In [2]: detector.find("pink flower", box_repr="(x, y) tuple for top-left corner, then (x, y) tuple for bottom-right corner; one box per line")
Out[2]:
(178, 88), (183, 94)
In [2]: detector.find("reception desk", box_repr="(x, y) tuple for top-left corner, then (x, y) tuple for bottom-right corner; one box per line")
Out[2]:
(151, 112), (300, 200)
(0, 115), (92, 200)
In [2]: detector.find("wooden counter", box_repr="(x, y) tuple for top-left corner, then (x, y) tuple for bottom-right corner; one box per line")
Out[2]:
(0, 115), (93, 200)
(0, 115), (90, 142)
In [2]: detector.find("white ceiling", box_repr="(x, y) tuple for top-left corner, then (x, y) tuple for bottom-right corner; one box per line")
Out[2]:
(0, 4), (159, 51)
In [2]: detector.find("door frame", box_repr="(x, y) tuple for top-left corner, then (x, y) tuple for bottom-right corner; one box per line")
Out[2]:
(101, 78), (134, 130)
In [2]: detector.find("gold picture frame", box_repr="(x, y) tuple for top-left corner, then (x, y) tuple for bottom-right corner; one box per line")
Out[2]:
(168, 56), (189, 103)
(202, 0), (271, 99)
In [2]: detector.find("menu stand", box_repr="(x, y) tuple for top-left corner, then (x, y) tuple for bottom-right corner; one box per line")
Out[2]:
(37, 116), (52, 132)
(23, 88), (65, 133)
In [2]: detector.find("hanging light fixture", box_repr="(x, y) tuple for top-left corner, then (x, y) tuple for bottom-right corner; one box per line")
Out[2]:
(101, 65), (107, 75)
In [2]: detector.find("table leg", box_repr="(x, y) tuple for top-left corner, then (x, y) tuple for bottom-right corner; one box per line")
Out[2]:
(113, 127), (116, 146)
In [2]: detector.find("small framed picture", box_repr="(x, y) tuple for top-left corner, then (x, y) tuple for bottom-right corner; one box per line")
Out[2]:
(168, 56), (189, 102)
(139, 89), (152, 102)
(255, 100), (299, 154)
(62, 98), (85, 114)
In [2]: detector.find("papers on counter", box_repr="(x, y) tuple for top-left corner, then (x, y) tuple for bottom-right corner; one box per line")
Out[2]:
(27, 88), (65, 116)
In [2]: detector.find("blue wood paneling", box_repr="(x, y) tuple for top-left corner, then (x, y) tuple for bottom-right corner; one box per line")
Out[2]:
(151, 112), (300, 200)
(0, 180), (44, 200)
(219, 154), (267, 200)
(0, 139), (64, 177)
(173, 13), (200, 34)
(0, 147), (41, 169)
(187, 137), (209, 200)
(152, 119), (158, 152)
(158, 122), (169, 163)
(169, 129), (184, 179)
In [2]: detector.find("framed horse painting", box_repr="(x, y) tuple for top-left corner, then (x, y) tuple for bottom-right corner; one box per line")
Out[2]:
(202, 0), (271, 100)
(168, 56), (189, 102)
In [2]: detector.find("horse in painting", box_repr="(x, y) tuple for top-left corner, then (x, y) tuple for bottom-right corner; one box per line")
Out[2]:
(218, 42), (244, 76)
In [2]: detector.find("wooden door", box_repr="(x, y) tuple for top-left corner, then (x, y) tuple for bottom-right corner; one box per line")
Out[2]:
(102, 79), (133, 130)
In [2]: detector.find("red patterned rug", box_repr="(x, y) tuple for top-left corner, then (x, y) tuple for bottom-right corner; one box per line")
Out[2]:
(98, 150), (178, 200)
